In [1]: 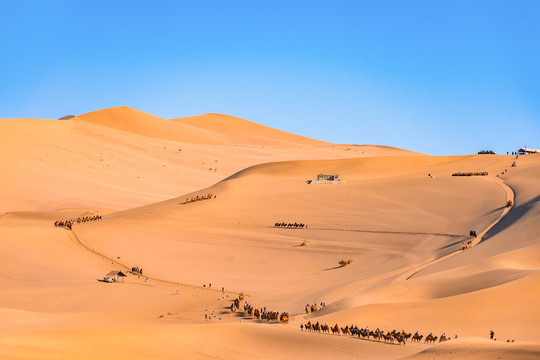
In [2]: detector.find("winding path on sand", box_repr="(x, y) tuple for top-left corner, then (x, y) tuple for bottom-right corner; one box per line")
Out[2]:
(398, 177), (514, 281)
(57, 176), (514, 307)
(64, 229), (234, 294)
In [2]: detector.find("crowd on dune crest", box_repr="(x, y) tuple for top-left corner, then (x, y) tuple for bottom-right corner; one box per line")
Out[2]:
(54, 215), (102, 230)
(452, 171), (488, 176)
(301, 322), (453, 345)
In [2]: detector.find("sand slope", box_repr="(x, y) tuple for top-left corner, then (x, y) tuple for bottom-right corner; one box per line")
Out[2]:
(0, 107), (414, 212)
(1, 106), (540, 359)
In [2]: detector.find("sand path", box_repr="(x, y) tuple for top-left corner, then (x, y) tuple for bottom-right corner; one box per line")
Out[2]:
(399, 177), (514, 281)
(64, 228), (238, 296)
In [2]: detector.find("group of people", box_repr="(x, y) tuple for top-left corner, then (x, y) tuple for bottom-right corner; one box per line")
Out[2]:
(54, 215), (102, 230)
(305, 302), (326, 313)
(301, 322), (451, 345)
(274, 222), (306, 228)
(131, 265), (143, 276)
(490, 329), (515, 342)
(185, 193), (215, 204)
(231, 295), (289, 323)
(452, 171), (488, 176)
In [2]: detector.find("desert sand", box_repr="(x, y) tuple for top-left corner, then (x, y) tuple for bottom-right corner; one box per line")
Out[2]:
(1, 106), (539, 359)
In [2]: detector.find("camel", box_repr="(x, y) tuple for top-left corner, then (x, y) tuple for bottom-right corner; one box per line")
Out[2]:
(462, 240), (473, 250)
(331, 325), (340, 335)
(393, 333), (406, 345)
(425, 334), (438, 343)
(321, 324), (329, 333)
(412, 334), (423, 342)
(383, 333), (394, 343)
(341, 326), (349, 335)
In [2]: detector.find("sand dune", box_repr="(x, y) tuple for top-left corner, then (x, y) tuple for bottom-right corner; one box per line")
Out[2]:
(79, 106), (227, 144)
(1, 106), (539, 359)
(0, 107), (410, 212)
(172, 112), (329, 146)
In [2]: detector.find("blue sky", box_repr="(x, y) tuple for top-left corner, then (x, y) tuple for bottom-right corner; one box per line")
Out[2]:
(1, 0), (538, 155)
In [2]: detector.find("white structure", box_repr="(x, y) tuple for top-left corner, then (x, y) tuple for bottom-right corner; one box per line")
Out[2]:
(307, 174), (344, 185)
(519, 148), (539, 154)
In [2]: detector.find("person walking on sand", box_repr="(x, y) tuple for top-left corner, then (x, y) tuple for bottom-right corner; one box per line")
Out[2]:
(490, 330), (495, 340)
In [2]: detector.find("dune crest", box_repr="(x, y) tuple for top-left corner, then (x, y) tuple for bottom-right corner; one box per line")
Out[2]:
(2, 105), (540, 359)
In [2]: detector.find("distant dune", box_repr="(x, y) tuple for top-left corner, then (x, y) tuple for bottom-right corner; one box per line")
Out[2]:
(1, 106), (539, 359)
(172, 112), (329, 146)
(0, 107), (417, 211)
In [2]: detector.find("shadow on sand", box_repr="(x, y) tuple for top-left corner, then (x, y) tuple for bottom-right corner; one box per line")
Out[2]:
(323, 265), (346, 271)
(480, 193), (540, 244)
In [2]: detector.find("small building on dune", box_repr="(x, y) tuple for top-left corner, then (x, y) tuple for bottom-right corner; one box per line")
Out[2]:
(518, 148), (539, 154)
(317, 174), (339, 181)
(307, 174), (344, 184)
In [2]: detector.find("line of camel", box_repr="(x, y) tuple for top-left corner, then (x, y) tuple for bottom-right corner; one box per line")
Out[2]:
(231, 293), (290, 323)
(54, 215), (102, 230)
(274, 222), (306, 228)
(185, 193), (215, 204)
(302, 322), (452, 345)
(452, 172), (488, 176)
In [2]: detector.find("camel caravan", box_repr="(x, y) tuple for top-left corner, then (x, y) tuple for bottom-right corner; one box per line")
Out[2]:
(229, 293), (453, 346)
(54, 215), (102, 230)
(302, 322), (451, 345)
(230, 293), (290, 323)
(274, 222), (306, 229)
(452, 171), (488, 176)
(184, 193), (215, 204)
(461, 229), (478, 250)
(305, 302), (326, 313)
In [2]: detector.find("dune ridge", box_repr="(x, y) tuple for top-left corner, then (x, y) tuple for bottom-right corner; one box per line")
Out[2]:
(1, 106), (539, 359)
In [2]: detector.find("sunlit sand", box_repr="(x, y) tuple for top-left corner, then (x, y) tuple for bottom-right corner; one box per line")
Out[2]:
(1, 106), (539, 359)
